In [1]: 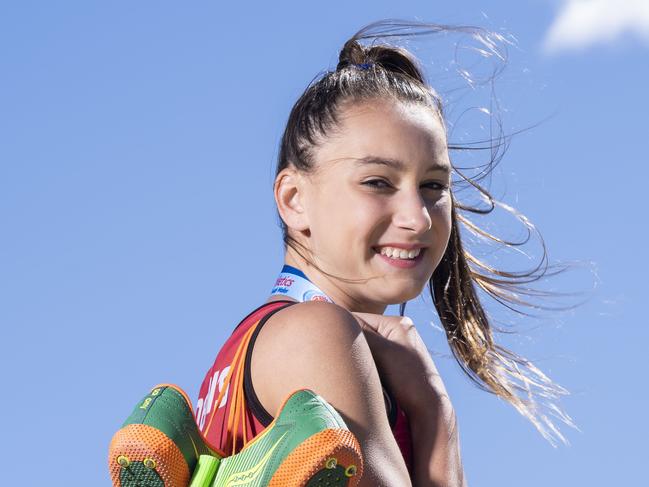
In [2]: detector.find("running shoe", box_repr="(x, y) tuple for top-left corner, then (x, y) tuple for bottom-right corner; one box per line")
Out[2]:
(108, 384), (363, 487)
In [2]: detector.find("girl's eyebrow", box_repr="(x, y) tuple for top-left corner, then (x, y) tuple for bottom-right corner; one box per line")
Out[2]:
(353, 155), (451, 174)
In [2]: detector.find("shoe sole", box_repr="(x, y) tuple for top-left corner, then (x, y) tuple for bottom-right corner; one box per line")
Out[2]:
(109, 423), (190, 487)
(268, 428), (362, 487)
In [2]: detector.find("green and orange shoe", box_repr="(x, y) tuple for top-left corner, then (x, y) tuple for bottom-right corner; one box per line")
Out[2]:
(108, 385), (212, 486)
(108, 384), (363, 487)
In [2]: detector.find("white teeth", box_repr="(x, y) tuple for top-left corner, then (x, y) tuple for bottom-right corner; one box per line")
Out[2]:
(377, 246), (422, 260)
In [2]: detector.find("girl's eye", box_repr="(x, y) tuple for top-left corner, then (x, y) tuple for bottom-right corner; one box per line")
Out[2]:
(422, 182), (448, 191)
(362, 179), (449, 191)
(362, 179), (392, 190)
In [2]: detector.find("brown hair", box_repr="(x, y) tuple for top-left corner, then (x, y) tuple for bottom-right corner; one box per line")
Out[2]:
(274, 19), (579, 446)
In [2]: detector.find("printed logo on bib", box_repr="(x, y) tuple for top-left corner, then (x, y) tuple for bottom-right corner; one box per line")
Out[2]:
(196, 365), (231, 431)
(303, 289), (329, 302)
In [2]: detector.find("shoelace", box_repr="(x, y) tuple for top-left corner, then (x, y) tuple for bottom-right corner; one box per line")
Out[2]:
(203, 319), (260, 454)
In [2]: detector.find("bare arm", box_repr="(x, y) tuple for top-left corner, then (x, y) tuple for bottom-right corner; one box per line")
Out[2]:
(250, 301), (412, 486)
(407, 395), (467, 487)
(352, 312), (467, 487)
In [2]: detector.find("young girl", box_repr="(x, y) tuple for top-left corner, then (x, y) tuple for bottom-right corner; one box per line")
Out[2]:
(196, 19), (573, 487)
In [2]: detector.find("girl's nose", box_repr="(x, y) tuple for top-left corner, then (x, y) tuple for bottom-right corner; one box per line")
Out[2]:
(392, 190), (432, 234)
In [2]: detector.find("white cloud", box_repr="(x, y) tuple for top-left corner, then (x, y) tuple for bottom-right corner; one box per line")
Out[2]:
(542, 0), (649, 54)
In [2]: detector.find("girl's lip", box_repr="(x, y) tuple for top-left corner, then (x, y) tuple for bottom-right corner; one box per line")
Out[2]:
(374, 247), (426, 269)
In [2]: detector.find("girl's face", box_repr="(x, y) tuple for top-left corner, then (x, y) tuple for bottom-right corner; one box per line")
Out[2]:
(284, 98), (453, 313)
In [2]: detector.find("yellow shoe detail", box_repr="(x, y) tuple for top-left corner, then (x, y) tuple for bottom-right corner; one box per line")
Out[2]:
(325, 457), (338, 469)
(223, 430), (289, 486)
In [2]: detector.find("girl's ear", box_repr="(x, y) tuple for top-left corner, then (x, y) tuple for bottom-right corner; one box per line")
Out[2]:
(274, 167), (310, 232)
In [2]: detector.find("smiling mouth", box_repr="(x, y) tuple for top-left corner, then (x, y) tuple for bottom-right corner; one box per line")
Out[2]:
(373, 246), (424, 258)
(372, 246), (427, 262)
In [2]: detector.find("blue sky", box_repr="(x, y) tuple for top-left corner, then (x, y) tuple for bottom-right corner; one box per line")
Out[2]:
(1, 1), (647, 485)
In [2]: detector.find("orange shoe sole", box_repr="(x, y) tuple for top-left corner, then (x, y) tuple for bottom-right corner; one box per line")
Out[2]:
(268, 428), (363, 487)
(108, 423), (190, 487)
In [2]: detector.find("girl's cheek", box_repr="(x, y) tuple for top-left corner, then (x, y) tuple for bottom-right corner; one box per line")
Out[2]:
(349, 201), (386, 229)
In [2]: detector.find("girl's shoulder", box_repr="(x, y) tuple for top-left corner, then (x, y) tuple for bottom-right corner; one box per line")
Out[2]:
(248, 300), (373, 418)
(259, 300), (363, 346)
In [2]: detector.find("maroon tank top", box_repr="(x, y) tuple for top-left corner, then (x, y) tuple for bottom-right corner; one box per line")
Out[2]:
(195, 300), (414, 474)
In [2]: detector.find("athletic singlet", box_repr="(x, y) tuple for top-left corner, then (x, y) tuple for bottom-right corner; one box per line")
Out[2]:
(195, 300), (414, 474)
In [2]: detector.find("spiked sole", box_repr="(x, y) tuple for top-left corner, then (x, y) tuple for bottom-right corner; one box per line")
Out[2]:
(269, 428), (363, 487)
(109, 424), (191, 487)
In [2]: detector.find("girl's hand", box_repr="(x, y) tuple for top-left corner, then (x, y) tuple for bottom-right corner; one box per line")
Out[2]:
(351, 312), (454, 419)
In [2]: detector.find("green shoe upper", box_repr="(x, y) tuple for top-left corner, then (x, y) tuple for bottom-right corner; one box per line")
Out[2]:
(211, 389), (348, 487)
(122, 385), (215, 471)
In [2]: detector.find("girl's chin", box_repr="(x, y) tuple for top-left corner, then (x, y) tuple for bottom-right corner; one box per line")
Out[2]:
(373, 281), (427, 305)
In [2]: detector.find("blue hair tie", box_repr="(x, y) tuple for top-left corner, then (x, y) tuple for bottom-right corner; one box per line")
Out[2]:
(354, 62), (373, 70)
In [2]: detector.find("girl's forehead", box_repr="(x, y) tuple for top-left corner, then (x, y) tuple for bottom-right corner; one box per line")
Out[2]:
(340, 98), (440, 128)
(313, 100), (448, 170)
